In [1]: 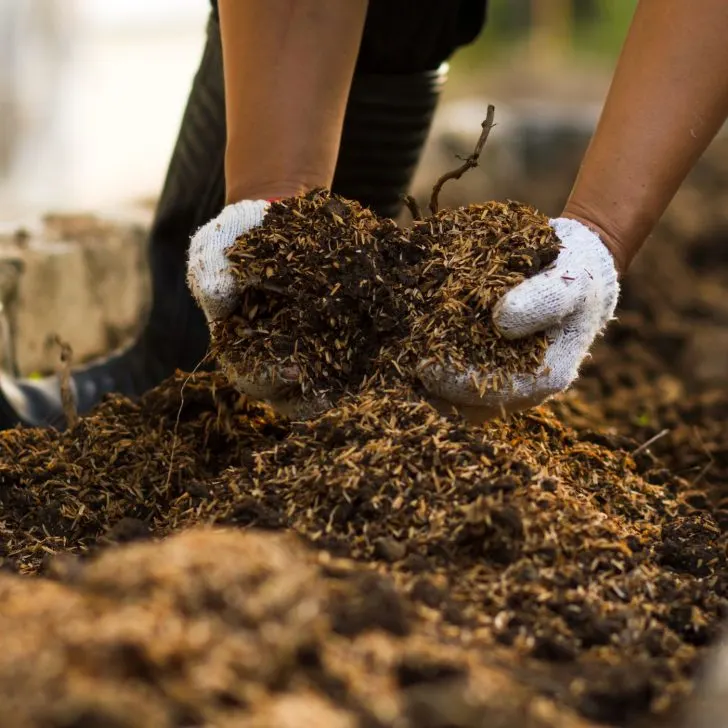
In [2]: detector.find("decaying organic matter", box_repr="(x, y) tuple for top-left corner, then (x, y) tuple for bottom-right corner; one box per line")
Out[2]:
(212, 189), (417, 405)
(0, 359), (727, 727)
(0, 528), (595, 728)
(398, 200), (560, 390)
(5, 121), (728, 728)
(214, 189), (560, 411)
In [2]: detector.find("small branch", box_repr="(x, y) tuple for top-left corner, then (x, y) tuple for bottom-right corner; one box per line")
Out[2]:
(429, 104), (496, 215)
(691, 425), (715, 487)
(165, 355), (207, 490)
(630, 428), (669, 457)
(54, 336), (78, 429)
(400, 194), (423, 221)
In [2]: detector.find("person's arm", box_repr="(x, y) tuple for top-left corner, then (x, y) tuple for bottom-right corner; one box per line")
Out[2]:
(418, 0), (728, 418)
(563, 0), (728, 274)
(188, 1), (369, 416)
(217, 0), (369, 204)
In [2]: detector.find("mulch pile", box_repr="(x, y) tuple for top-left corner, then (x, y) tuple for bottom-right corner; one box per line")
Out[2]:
(213, 190), (559, 413)
(3, 143), (728, 727)
(0, 363), (725, 726)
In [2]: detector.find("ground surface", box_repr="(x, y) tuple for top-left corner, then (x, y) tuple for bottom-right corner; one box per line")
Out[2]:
(3, 144), (728, 728)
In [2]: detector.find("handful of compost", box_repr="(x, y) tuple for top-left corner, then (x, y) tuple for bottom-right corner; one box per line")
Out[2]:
(415, 211), (619, 420)
(189, 190), (617, 420)
(187, 112), (618, 420)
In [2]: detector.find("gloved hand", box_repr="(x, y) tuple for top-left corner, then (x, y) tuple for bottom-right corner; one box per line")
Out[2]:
(418, 217), (620, 420)
(187, 199), (312, 417)
(187, 199), (269, 321)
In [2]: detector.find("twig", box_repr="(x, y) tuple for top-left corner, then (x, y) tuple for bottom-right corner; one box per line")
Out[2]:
(691, 425), (715, 487)
(429, 104), (496, 215)
(54, 336), (78, 429)
(165, 355), (208, 489)
(631, 428), (669, 457)
(400, 194), (423, 221)
(692, 459), (714, 487)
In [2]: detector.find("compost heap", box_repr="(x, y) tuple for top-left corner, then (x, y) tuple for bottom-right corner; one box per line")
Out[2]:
(3, 184), (728, 728)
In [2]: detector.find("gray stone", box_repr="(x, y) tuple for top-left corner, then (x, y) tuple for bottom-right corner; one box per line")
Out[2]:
(0, 207), (151, 376)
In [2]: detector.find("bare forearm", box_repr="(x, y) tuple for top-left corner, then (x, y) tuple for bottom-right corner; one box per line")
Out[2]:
(218, 0), (368, 204)
(563, 0), (728, 273)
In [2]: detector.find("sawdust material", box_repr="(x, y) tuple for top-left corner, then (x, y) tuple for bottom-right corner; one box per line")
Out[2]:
(0, 370), (725, 726)
(213, 190), (559, 409)
(0, 528), (593, 728)
(6, 131), (728, 728)
(397, 200), (560, 387)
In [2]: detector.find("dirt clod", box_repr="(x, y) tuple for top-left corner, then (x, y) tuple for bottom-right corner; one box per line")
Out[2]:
(213, 190), (560, 411)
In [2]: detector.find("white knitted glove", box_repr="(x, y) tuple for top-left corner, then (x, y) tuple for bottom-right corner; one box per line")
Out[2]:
(187, 200), (316, 417)
(418, 217), (620, 419)
(187, 199), (269, 321)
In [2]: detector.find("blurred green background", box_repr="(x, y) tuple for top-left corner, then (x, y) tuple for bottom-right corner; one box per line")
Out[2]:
(454, 0), (638, 73)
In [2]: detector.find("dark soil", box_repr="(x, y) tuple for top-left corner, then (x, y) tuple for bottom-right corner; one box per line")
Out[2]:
(0, 363), (723, 726)
(3, 144), (728, 727)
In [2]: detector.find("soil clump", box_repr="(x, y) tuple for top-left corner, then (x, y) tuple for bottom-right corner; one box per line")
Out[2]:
(213, 189), (559, 410)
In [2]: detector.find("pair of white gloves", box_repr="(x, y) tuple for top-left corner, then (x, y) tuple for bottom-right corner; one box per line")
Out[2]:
(187, 200), (619, 419)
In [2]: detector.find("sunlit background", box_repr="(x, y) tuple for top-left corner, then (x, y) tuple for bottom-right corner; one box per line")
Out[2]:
(0, 0), (209, 222)
(0, 0), (637, 223)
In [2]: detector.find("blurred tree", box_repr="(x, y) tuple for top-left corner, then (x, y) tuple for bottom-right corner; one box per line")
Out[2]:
(573, 0), (637, 58)
(528, 0), (573, 68)
(453, 0), (637, 69)
(485, 0), (532, 38)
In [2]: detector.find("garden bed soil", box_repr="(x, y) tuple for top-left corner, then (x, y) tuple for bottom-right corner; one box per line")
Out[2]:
(4, 150), (728, 727)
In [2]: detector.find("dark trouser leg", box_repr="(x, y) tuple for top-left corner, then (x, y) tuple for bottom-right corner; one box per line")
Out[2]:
(0, 14), (227, 427)
(0, 1), (487, 429)
(333, 0), (487, 218)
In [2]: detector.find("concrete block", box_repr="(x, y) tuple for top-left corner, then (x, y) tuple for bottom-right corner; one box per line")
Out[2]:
(0, 208), (151, 375)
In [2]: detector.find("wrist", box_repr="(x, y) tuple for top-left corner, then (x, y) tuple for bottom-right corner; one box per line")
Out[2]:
(225, 181), (313, 207)
(559, 205), (632, 277)
(224, 134), (339, 206)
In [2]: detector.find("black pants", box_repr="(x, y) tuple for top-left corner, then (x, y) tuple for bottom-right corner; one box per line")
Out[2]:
(209, 0), (488, 73)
